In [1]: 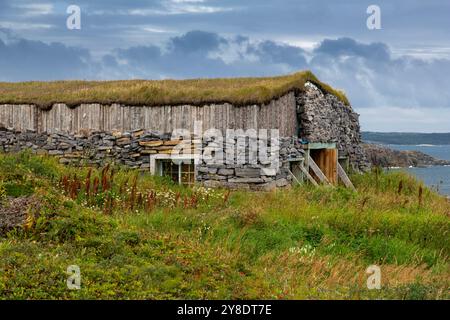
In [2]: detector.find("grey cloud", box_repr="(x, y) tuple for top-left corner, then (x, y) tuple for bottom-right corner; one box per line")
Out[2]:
(102, 54), (119, 68)
(2, 0), (450, 58)
(314, 37), (390, 62)
(169, 30), (225, 54)
(117, 45), (162, 62)
(309, 37), (450, 110)
(0, 30), (96, 81)
(1, 27), (450, 118)
(248, 40), (307, 68)
(113, 30), (308, 79)
(113, 31), (228, 78)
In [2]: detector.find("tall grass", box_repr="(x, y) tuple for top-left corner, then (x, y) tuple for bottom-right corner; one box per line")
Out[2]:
(0, 152), (448, 299)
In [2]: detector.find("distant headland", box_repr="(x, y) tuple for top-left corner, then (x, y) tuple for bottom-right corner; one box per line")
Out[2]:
(362, 132), (450, 145)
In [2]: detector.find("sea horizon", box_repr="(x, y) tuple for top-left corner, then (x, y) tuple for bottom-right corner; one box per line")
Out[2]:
(387, 144), (450, 196)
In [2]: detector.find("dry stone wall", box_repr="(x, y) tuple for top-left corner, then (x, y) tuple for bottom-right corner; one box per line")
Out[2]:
(196, 136), (304, 190)
(297, 83), (369, 171)
(0, 128), (304, 190)
(0, 128), (162, 169)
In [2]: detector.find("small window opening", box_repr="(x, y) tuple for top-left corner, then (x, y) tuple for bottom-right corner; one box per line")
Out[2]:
(158, 159), (195, 186)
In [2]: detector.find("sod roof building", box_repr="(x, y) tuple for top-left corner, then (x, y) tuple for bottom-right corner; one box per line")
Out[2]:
(0, 71), (369, 190)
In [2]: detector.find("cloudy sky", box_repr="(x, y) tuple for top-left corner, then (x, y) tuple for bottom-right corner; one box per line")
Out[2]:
(1, 0), (449, 132)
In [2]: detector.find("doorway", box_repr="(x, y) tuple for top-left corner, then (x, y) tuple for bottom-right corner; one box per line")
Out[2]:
(307, 143), (338, 185)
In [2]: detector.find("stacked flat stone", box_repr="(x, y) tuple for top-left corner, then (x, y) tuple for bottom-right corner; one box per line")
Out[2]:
(297, 83), (370, 172)
(0, 128), (304, 190)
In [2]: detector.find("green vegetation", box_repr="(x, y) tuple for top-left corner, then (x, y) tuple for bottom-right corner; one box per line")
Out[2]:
(0, 71), (349, 109)
(0, 152), (449, 299)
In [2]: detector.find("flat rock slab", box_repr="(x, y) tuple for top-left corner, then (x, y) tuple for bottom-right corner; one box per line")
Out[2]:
(139, 140), (163, 147)
(235, 168), (261, 178)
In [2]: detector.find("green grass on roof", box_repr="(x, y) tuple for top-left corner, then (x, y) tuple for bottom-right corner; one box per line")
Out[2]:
(0, 70), (349, 109)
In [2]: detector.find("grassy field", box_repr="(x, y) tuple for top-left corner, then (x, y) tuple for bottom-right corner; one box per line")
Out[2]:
(0, 152), (448, 299)
(0, 71), (349, 109)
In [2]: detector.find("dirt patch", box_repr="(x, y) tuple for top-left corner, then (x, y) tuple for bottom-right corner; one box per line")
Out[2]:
(0, 196), (39, 234)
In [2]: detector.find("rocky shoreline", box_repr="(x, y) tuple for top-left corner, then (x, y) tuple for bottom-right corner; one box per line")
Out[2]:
(363, 143), (450, 168)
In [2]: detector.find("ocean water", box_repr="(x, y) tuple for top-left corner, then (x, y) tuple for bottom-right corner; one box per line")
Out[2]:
(387, 144), (450, 196)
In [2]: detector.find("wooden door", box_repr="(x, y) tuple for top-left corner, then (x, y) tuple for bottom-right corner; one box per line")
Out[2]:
(311, 148), (338, 185)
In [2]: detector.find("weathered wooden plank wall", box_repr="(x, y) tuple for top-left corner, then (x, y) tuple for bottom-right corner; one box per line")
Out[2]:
(0, 104), (36, 132)
(0, 92), (297, 136)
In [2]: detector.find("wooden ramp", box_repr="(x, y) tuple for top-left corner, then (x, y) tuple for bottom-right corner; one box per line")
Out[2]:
(291, 166), (318, 186)
(337, 163), (356, 191)
(301, 154), (355, 191)
(307, 155), (331, 185)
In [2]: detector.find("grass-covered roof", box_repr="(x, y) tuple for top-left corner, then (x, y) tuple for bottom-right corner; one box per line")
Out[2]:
(0, 70), (349, 109)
